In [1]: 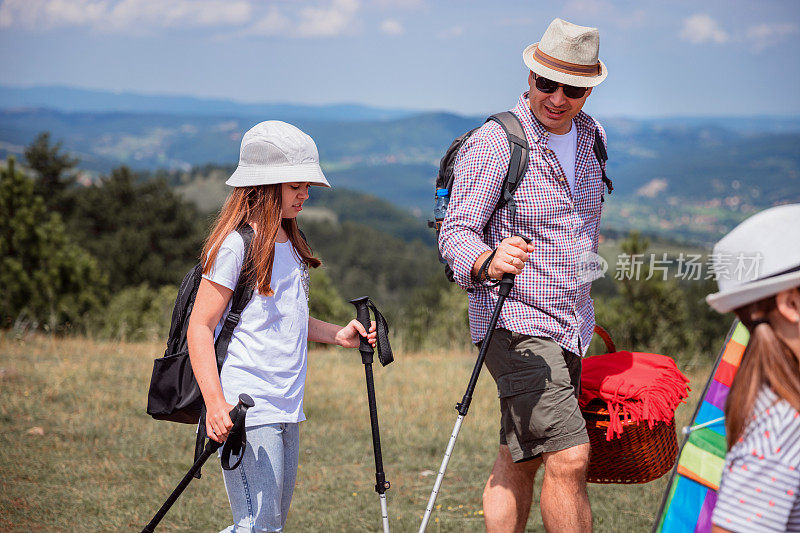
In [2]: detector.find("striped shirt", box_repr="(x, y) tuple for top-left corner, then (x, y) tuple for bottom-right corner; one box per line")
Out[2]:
(439, 93), (607, 354)
(712, 387), (800, 532)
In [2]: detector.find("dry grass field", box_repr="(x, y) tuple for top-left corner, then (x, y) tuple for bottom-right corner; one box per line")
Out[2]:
(0, 333), (709, 532)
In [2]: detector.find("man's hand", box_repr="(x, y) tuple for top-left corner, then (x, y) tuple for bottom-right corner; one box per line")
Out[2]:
(487, 236), (534, 279)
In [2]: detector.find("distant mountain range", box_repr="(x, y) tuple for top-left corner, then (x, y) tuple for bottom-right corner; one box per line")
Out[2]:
(2, 85), (799, 244)
(0, 85), (415, 122)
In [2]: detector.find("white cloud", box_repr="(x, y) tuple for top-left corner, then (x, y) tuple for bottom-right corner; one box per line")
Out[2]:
(374, 0), (423, 7)
(0, 0), (252, 31)
(241, 6), (290, 37)
(745, 23), (799, 51)
(242, 0), (360, 38)
(0, 0), (105, 29)
(0, 0), (359, 38)
(295, 0), (359, 37)
(380, 18), (403, 36)
(680, 14), (728, 45)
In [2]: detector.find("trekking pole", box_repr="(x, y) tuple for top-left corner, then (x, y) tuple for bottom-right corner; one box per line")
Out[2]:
(419, 270), (518, 533)
(350, 296), (393, 533)
(142, 393), (254, 533)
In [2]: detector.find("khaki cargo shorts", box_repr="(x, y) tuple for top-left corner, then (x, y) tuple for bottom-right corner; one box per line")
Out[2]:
(482, 328), (588, 463)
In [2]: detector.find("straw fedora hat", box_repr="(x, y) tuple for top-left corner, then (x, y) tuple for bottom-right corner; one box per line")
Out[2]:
(523, 18), (607, 88)
(226, 121), (330, 188)
(706, 204), (800, 313)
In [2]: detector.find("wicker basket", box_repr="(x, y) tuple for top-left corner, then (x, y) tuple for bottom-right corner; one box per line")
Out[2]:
(583, 401), (678, 484)
(582, 326), (679, 484)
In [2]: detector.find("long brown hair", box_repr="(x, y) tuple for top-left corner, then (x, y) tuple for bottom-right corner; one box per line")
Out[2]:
(725, 293), (800, 448)
(201, 185), (321, 296)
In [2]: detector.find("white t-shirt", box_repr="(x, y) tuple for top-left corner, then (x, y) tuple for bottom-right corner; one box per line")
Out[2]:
(548, 121), (578, 194)
(203, 231), (309, 426)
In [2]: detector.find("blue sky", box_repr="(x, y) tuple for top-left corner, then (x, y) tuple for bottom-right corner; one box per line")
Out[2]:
(1, 0), (799, 118)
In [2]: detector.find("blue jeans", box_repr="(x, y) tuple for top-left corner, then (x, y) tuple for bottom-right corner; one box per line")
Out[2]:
(219, 422), (300, 533)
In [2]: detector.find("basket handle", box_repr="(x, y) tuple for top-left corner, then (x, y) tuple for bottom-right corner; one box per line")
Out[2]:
(593, 325), (616, 353)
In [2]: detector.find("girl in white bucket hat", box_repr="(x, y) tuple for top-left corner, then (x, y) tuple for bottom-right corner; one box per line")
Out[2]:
(187, 121), (376, 531)
(705, 204), (800, 530)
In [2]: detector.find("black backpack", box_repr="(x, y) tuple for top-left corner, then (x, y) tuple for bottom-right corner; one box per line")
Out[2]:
(431, 111), (613, 281)
(146, 225), (255, 475)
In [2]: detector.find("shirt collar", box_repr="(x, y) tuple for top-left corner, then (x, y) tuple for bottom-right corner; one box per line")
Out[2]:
(514, 92), (596, 144)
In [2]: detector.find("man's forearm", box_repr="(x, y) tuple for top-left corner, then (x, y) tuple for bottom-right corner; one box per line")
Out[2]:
(472, 250), (493, 280)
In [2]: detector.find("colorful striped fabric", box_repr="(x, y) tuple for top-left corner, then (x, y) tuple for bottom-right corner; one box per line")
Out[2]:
(653, 320), (750, 533)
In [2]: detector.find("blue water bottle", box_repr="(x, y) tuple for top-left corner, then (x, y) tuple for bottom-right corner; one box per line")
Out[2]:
(434, 188), (450, 229)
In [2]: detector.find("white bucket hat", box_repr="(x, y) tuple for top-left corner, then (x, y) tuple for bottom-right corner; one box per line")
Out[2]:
(706, 204), (800, 313)
(523, 18), (607, 88)
(226, 121), (330, 188)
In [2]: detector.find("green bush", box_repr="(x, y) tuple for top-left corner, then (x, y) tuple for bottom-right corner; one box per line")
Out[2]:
(96, 284), (176, 342)
(398, 274), (470, 352)
(309, 267), (351, 326)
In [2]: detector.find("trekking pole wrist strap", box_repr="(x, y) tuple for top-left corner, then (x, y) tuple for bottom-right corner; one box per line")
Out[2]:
(477, 250), (501, 287)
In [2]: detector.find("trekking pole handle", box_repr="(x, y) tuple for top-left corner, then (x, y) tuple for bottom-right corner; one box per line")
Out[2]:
(207, 393), (255, 453)
(496, 234), (529, 297)
(230, 393), (255, 424)
(349, 296), (374, 360)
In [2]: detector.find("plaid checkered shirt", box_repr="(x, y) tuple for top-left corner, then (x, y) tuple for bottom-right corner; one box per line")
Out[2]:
(439, 93), (607, 355)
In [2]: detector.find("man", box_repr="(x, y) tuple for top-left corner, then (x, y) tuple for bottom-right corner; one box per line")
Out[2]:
(439, 18), (609, 533)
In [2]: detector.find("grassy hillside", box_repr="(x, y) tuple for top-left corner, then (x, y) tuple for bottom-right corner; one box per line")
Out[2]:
(1, 334), (711, 532)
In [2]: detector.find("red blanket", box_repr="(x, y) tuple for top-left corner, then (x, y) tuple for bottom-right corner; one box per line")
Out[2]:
(579, 351), (690, 440)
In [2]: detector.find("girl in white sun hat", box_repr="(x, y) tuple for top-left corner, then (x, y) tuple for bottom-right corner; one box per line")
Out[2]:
(705, 203), (800, 531)
(187, 120), (376, 532)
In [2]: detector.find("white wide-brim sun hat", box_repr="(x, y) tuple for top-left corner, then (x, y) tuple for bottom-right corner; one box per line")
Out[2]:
(706, 204), (800, 313)
(226, 120), (330, 188)
(522, 18), (607, 88)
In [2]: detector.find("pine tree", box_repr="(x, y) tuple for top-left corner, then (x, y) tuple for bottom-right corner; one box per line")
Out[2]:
(24, 132), (78, 212)
(0, 156), (106, 331)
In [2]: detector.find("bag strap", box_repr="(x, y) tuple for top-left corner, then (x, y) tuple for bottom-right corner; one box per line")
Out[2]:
(592, 128), (614, 197)
(168, 265), (203, 354)
(486, 111), (529, 225)
(213, 225), (256, 369)
(366, 299), (394, 367)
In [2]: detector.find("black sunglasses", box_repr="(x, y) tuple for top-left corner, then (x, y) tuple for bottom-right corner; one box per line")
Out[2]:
(533, 73), (588, 99)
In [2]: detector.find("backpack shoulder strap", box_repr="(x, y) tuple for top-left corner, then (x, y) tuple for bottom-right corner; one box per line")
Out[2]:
(213, 225), (256, 369)
(169, 263), (203, 355)
(486, 111), (529, 224)
(592, 127), (614, 196)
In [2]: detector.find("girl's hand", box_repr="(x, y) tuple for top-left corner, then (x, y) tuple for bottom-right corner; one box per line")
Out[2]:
(335, 319), (377, 349)
(206, 399), (235, 443)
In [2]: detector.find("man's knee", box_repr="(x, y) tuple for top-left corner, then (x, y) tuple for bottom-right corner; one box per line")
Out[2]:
(486, 446), (540, 488)
(542, 443), (590, 481)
